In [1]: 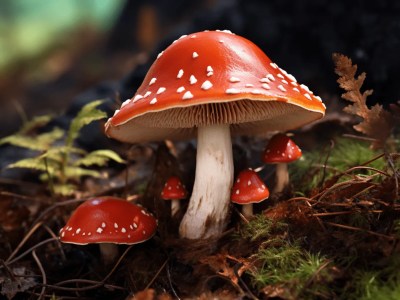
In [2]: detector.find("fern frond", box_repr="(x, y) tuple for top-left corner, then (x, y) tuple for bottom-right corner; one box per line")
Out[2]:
(64, 166), (102, 179)
(66, 100), (106, 148)
(53, 183), (77, 196)
(0, 127), (64, 151)
(20, 115), (53, 134)
(74, 149), (125, 167)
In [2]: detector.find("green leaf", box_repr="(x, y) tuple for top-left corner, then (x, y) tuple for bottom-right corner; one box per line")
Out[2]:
(7, 157), (48, 171)
(66, 100), (106, 148)
(19, 115), (53, 134)
(74, 149), (125, 167)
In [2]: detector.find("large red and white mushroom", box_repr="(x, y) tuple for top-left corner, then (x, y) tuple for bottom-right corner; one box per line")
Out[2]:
(231, 169), (270, 218)
(161, 176), (187, 216)
(59, 197), (157, 264)
(262, 133), (302, 194)
(105, 30), (325, 239)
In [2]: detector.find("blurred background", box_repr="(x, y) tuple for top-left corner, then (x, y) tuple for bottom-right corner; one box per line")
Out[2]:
(0, 0), (399, 137)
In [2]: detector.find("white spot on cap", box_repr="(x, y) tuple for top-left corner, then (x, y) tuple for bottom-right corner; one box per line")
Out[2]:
(270, 62), (278, 69)
(291, 81), (298, 86)
(189, 75), (197, 84)
(262, 83), (271, 90)
(168, 186), (172, 190)
(68, 227), (72, 231)
(150, 98), (157, 104)
(179, 34), (187, 39)
(278, 85), (287, 92)
(229, 77), (240, 83)
(251, 89), (262, 95)
(207, 71), (214, 77)
(177, 69), (184, 79)
(261, 185), (266, 189)
(133, 223), (138, 228)
(121, 99), (130, 108)
(114, 223), (118, 229)
(143, 91), (151, 98)
(226, 88), (240, 94)
(191, 35), (196, 38)
(266, 74), (275, 81)
(315, 95), (322, 102)
(121, 228), (126, 233)
(133, 94), (143, 102)
(248, 180), (252, 186)
(260, 78), (271, 83)
(322, 103), (326, 109)
(192, 52), (199, 58)
(300, 84), (311, 93)
(129, 225), (133, 230)
(113, 110), (120, 116)
(201, 80), (213, 90)
(222, 29), (233, 34)
(304, 93), (312, 100)
(219, 40), (224, 43)
(277, 74), (284, 79)
(156, 87), (166, 94)
(157, 51), (163, 59)
(293, 87), (300, 92)
(102, 222), (106, 228)
(96, 227), (103, 233)
(88, 232), (92, 236)
(149, 78), (157, 86)
(61, 231), (65, 237)
(245, 84), (254, 88)
(182, 91), (194, 99)
(236, 189), (240, 195)
(177, 86), (185, 93)
(286, 73), (297, 82)
(143, 230), (146, 235)
(207, 66), (213, 73)
(282, 80), (289, 84)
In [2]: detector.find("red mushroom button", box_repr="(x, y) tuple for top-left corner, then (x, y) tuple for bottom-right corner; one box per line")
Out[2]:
(262, 133), (302, 194)
(161, 176), (187, 216)
(105, 30), (325, 239)
(231, 169), (270, 218)
(59, 197), (157, 264)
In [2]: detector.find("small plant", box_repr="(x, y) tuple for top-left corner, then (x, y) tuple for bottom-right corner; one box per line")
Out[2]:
(0, 100), (124, 196)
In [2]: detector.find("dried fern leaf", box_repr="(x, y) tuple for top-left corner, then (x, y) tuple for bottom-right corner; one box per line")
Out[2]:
(74, 149), (125, 167)
(333, 53), (394, 149)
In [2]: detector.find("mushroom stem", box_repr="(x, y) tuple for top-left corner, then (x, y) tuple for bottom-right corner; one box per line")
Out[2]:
(171, 199), (180, 217)
(179, 123), (234, 239)
(273, 163), (289, 194)
(241, 204), (253, 219)
(99, 243), (119, 265)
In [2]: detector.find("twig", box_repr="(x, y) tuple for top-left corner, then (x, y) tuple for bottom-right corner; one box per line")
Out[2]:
(324, 221), (395, 240)
(32, 250), (46, 300)
(6, 221), (43, 263)
(166, 261), (180, 300)
(145, 258), (169, 289)
(6, 238), (57, 265)
(42, 224), (66, 261)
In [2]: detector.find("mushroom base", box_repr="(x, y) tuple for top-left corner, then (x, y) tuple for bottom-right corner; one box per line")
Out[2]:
(179, 124), (233, 239)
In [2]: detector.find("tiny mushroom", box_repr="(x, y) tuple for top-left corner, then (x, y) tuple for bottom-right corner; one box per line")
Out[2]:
(105, 30), (325, 239)
(231, 169), (270, 218)
(161, 176), (188, 216)
(262, 133), (302, 194)
(59, 197), (157, 265)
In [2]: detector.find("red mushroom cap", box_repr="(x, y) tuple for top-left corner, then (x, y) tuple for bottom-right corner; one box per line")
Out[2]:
(105, 30), (325, 143)
(161, 176), (187, 200)
(231, 169), (270, 204)
(262, 133), (302, 163)
(59, 197), (157, 245)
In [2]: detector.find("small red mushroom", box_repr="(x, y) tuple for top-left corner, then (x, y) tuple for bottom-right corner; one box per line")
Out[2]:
(105, 30), (325, 239)
(59, 197), (157, 264)
(262, 133), (302, 194)
(231, 169), (270, 218)
(161, 176), (187, 216)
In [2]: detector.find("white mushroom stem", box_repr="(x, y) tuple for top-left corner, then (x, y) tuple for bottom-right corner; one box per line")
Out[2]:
(171, 200), (180, 217)
(179, 123), (234, 239)
(99, 243), (119, 265)
(273, 163), (289, 194)
(241, 204), (254, 219)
